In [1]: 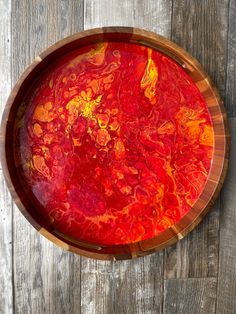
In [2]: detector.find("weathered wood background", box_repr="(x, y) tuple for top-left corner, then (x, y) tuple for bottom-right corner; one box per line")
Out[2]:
(0, 0), (235, 313)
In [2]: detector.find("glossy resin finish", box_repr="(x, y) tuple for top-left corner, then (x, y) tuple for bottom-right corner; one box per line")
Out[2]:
(1, 27), (229, 259)
(15, 42), (214, 245)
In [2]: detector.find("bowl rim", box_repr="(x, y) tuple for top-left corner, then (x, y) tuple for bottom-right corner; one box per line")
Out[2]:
(0, 26), (230, 260)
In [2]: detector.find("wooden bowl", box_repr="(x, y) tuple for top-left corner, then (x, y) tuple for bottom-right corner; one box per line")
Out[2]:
(0, 27), (229, 260)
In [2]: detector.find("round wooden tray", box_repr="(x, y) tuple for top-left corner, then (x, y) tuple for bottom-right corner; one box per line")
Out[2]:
(0, 27), (229, 260)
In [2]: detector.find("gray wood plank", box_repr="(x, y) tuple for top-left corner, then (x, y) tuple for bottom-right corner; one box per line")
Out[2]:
(82, 1), (172, 313)
(113, 255), (164, 314)
(0, 173), (13, 314)
(164, 278), (217, 314)
(164, 202), (220, 279)
(0, 0), (13, 313)
(11, 1), (83, 313)
(165, 0), (229, 279)
(81, 254), (164, 314)
(225, 0), (236, 117)
(171, 0), (229, 99)
(84, 0), (172, 34)
(216, 118), (236, 314)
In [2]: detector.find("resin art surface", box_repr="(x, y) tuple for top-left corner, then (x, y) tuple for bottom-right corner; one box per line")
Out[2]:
(14, 42), (214, 245)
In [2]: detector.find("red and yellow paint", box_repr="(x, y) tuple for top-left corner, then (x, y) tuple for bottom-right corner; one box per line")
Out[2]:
(15, 42), (214, 245)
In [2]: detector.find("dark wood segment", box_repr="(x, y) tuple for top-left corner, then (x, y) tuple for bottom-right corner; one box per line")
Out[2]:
(0, 26), (229, 260)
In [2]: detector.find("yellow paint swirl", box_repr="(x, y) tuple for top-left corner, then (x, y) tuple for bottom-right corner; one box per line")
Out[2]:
(66, 90), (103, 125)
(141, 48), (158, 104)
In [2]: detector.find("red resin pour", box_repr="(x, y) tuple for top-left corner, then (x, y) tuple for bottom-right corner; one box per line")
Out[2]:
(15, 42), (214, 245)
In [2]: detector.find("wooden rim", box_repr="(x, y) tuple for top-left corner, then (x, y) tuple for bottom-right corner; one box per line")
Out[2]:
(0, 27), (230, 260)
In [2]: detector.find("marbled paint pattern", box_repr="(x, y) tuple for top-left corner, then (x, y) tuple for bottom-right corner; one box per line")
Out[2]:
(14, 42), (214, 245)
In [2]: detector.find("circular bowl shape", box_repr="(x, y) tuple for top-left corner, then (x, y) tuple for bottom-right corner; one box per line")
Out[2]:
(0, 27), (229, 260)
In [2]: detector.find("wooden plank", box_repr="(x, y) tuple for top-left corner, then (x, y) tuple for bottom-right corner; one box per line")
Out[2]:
(11, 1), (83, 313)
(84, 0), (172, 35)
(216, 118), (236, 313)
(81, 254), (164, 314)
(0, 0), (13, 313)
(171, 0), (229, 98)
(164, 278), (217, 314)
(82, 1), (172, 313)
(0, 173), (13, 314)
(216, 5), (236, 313)
(165, 202), (220, 278)
(165, 0), (229, 279)
(225, 0), (236, 117)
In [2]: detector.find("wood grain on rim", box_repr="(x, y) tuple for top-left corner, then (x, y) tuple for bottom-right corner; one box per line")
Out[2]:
(0, 27), (230, 260)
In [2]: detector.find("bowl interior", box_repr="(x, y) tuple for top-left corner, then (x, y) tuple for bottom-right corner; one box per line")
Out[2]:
(1, 27), (229, 260)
